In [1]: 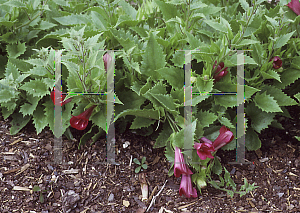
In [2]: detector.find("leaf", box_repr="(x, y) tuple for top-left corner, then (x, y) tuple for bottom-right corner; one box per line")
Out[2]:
(153, 0), (179, 20)
(53, 14), (89, 25)
(214, 95), (237, 108)
(135, 166), (141, 173)
(239, 0), (249, 11)
(20, 94), (40, 116)
(140, 32), (166, 78)
(133, 158), (141, 165)
(273, 69), (300, 89)
(154, 122), (173, 148)
(130, 116), (156, 129)
(234, 39), (260, 48)
(204, 20), (227, 33)
(196, 110), (218, 128)
(39, 20), (57, 30)
(261, 70), (281, 82)
(212, 157), (222, 175)
(6, 42), (26, 59)
(245, 127), (261, 151)
(260, 85), (297, 106)
(10, 112), (31, 135)
(245, 103), (275, 133)
(156, 67), (184, 90)
(274, 31), (295, 49)
(19, 79), (49, 98)
(254, 91), (282, 113)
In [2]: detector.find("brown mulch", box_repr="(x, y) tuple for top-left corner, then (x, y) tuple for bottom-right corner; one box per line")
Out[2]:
(0, 104), (299, 213)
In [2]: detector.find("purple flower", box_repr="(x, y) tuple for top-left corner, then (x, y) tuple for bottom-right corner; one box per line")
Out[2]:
(70, 105), (96, 130)
(174, 146), (193, 178)
(212, 126), (234, 151)
(287, 0), (300, 15)
(194, 141), (215, 160)
(270, 56), (282, 69)
(213, 61), (229, 82)
(179, 174), (198, 198)
(103, 53), (112, 72)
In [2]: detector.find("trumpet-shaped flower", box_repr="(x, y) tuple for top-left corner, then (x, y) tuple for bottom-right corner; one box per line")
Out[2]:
(213, 61), (229, 82)
(212, 126), (234, 150)
(70, 105), (96, 130)
(270, 56), (282, 69)
(103, 53), (112, 72)
(287, 0), (300, 15)
(194, 141), (215, 160)
(51, 90), (72, 106)
(174, 146), (193, 178)
(179, 174), (198, 198)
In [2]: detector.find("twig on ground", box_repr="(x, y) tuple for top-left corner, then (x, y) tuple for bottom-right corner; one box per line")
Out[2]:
(146, 180), (168, 212)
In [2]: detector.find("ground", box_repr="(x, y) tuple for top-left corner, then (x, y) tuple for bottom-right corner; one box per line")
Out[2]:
(0, 104), (299, 213)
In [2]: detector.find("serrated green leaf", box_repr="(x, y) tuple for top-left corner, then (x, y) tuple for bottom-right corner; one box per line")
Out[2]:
(273, 69), (300, 89)
(153, 0), (179, 20)
(6, 42), (26, 59)
(218, 116), (235, 129)
(246, 102), (275, 133)
(214, 94), (237, 108)
(5, 61), (20, 80)
(235, 39), (260, 48)
(130, 116), (156, 129)
(196, 110), (218, 128)
(53, 14), (89, 25)
(274, 31), (295, 49)
(19, 79), (49, 98)
(204, 20), (227, 33)
(154, 122), (173, 148)
(151, 93), (176, 112)
(261, 70), (281, 82)
(140, 32), (166, 78)
(10, 112), (31, 135)
(245, 127), (261, 151)
(156, 67), (184, 90)
(239, 0), (249, 11)
(20, 95), (40, 116)
(39, 20), (57, 30)
(212, 157), (222, 175)
(33, 106), (48, 135)
(254, 91), (282, 113)
(261, 85), (297, 106)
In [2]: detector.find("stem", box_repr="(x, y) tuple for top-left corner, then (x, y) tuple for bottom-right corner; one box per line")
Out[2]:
(14, 0), (48, 32)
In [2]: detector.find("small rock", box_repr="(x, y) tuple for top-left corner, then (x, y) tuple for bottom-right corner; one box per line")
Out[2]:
(108, 193), (114, 202)
(277, 192), (284, 198)
(62, 190), (80, 213)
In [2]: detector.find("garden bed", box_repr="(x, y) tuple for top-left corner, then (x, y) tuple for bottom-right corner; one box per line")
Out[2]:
(0, 104), (299, 212)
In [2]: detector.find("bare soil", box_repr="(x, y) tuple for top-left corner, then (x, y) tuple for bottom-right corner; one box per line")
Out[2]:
(0, 104), (299, 213)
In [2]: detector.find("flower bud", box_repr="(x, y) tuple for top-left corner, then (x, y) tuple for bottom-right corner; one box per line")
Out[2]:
(270, 56), (282, 69)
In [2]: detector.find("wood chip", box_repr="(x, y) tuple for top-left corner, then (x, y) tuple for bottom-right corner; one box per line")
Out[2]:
(9, 138), (23, 146)
(62, 169), (80, 174)
(15, 164), (30, 176)
(12, 186), (30, 191)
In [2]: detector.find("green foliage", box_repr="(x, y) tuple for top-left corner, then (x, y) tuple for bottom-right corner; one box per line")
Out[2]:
(0, 0), (299, 199)
(133, 156), (148, 173)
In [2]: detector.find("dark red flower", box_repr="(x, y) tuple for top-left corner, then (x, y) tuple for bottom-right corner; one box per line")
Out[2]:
(70, 105), (96, 130)
(51, 89), (72, 106)
(270, 56), (282, 69)
(179, 174), (198, 198)
(287, 0), (300, 15)
(213, 61), (229, 82)
(103, 53), (112, 72)
(174, 146), (193, 178)
(194, 141), (215, 160)
(212, 126), (234, 150)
